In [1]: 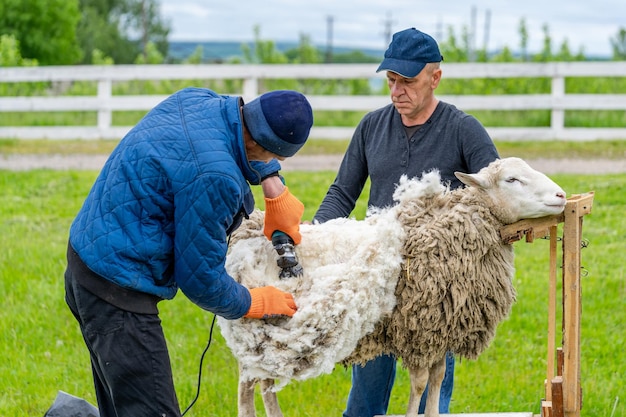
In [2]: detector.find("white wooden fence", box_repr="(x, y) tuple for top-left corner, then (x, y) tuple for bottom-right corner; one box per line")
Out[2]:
(1, 62), (626, 141)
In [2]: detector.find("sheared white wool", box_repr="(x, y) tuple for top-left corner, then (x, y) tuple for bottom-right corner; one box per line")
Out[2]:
(219, 208), (406, 390)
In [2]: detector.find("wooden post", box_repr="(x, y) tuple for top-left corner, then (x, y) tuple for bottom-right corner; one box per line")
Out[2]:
(551, 75), (565, 139)
(545, 225), (558, 401)
(561, 193), (593, 415)
(500, 192), (593, 417)
(242, 77), (259, 103)
(552, 376), (565, 417)
(97, 79), (112, 131)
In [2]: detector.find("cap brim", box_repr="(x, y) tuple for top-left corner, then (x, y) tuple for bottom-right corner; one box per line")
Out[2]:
(242, 98), (302, 158)
(376, 58), (427, 78)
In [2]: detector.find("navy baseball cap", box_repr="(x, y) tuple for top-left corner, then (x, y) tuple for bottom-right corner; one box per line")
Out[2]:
(377, 28), (443, 78)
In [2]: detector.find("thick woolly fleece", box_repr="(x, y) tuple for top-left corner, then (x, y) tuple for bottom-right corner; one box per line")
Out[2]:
(344, 173), (516, 370)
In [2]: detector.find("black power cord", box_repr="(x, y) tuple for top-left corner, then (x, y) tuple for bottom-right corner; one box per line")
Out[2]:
(181, 314), (217, 416)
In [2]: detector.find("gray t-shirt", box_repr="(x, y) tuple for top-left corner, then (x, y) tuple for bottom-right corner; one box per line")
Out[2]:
(314, 101), (499, 222)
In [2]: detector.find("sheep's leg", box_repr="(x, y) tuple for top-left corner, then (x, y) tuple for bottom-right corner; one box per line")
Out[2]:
(238, 366), (257, 417)
(405, 366), (428, 417)
(423, 357), (447, 417)
(260, 379), (284, 417)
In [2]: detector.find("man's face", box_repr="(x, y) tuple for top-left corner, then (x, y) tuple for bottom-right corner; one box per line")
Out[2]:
(241, 113), (286, 162)
(386, 66), (441, 119)
(245, 139), (285, 162)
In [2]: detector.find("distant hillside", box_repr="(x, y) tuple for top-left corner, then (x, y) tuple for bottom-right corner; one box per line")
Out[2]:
(168, 40), (384, 63)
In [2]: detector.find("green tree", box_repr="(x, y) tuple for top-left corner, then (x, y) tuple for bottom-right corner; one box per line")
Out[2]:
(133, 40), (164, 64)
(0, 0), (82, 64)
(331, 50), (379, 64)
(554, 39), (584, 61)
(241, 25), (288, 64)
(518, 18), (529, 61)
(76, 0), (170, 64)
(76, 0), (132, 64)
(91, 49), (114, 65)
(533, 23), (553, 62)
(183, 45), (204, 64)
(461, 25), (473, 62)
(610, 27), (626, 60)
(122, 0), (170, 62)
(284, 34), (321, 63)
(0, 34), (37, 66)
(0, 34), (46, 96)
(490, 46), (515, 62)
(439, 26), (468, 62)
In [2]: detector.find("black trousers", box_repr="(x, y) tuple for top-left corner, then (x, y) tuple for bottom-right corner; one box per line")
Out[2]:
(65, 264), (181, 417)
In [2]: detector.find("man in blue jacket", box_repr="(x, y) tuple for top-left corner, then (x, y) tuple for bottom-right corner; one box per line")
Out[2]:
(64, 87), (313, 416)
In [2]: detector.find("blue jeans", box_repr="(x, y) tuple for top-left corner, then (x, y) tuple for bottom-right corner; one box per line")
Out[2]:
(343, 352), (455, 417)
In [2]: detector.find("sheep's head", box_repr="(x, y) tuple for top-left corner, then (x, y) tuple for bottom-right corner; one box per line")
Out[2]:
(455, 157), (567, 224)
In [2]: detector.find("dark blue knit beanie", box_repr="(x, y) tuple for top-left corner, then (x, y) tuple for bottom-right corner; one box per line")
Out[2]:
(242, 90), (313, 157)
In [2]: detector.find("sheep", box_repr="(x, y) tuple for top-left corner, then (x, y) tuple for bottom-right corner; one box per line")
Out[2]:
(218, 157), (567, 417)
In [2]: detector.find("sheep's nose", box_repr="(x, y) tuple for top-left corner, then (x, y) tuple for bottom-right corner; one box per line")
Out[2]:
(556, 191), (566, 200)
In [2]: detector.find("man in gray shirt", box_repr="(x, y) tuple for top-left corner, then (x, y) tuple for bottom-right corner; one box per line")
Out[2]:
(313, 28), (499, 417)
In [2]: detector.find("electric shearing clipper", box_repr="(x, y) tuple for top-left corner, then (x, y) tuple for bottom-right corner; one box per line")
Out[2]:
(271, 230), (303, 279)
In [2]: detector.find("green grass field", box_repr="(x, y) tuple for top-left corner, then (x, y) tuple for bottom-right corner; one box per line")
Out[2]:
(1, 168), (624, 417)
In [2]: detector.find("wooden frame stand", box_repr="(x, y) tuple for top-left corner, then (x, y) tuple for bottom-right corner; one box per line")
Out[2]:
(500, 192), (594, 417)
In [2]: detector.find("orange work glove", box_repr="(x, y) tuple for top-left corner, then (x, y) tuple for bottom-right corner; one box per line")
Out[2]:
(263, 187), (305, 244)
(243, 286), (298, 319)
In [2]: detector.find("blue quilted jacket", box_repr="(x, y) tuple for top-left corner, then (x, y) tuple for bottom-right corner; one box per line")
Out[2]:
(69, 88), (281, 319)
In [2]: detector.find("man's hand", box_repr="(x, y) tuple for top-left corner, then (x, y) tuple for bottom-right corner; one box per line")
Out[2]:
(244, 286), (297, 319)
(263, 187), (304, 244)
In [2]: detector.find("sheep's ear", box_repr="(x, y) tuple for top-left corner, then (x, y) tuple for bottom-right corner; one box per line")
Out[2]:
(455, 171), (487, 189)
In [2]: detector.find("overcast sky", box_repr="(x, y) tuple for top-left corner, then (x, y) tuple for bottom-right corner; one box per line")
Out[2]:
(158, 0), (622, 58)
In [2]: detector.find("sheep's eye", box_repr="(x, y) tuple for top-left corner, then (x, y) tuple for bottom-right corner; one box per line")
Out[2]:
(505, 177), (519, 183)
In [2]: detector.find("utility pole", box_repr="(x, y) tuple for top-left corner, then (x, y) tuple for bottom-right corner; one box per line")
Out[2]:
(483, 9), (491, 56)
(325, 15), (334, 63)
(382, 11), (394, 47)
(469, 5), (477, 62)
(435, 18), (443, 43)
(141, 0), (148, 61)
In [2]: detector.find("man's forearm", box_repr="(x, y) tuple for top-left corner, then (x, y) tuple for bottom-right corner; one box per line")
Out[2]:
(261, 175), (286, 199)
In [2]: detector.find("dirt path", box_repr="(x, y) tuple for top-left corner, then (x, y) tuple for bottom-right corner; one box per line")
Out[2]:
(283, 155), (626, 175)
(1, 153), (626, 174)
